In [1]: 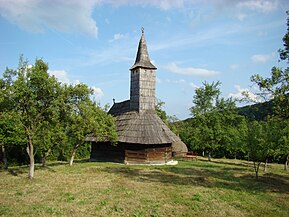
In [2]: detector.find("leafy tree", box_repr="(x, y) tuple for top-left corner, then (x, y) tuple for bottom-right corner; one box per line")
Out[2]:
(246, 11), (289, 171)
(2, 57), (61, 179)
(34, 120), (66, 167)
(190, 81), (221, 117)
(250, 11), (289, 119)
(247, 121), (268, 179)
(155, 99), (180, 135)
(189, 81), (247, 160)
(62, 84), (117, 166)
(0, 112), (25, 169)
(262, 117), (282, 172)
(275, 119), (289, 170)
(0, 66), (26, 169)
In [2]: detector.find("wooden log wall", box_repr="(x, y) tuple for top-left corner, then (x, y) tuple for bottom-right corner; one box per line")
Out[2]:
(125, 147), (172, 164)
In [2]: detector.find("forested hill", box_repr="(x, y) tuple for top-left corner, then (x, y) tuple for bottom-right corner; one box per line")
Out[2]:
(181, 100), (274, 123)
(236, 100), (273, 121)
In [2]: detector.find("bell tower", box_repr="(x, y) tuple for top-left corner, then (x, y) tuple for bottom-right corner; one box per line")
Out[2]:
(130, 28), (157, 112)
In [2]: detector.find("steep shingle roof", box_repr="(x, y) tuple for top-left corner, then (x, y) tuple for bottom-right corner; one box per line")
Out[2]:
(130, 28), (157, 70)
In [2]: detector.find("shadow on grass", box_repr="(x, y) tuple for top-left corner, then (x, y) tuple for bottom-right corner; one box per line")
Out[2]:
(0, 162), (65, 176)
(1, 158), (92, 177)
(0, 167), (27, 176)
(101, 161), (289, 194)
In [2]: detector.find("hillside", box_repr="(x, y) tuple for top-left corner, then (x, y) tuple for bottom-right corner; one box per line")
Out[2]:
(237, 100), (274, 121)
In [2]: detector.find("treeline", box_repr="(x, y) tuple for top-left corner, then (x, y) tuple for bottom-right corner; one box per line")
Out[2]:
(173, 82), (288, 178)
(162, 11), (289, 179)
(0, 57), (117, 179)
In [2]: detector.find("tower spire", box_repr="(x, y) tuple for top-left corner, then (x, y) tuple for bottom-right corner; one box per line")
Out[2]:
(130, 28), (157, 70)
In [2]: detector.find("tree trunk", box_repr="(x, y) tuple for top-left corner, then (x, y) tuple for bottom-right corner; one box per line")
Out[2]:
(26, 137), (34, 179)
(1, 145), (8, 170)
(41, 149), (51, 167)
(253, 161), (261, 180)
(69, 144), (79, 166)
(263, 158), (268, 173)
(285, 154), (289, 171)
(208, 153), (211, 161)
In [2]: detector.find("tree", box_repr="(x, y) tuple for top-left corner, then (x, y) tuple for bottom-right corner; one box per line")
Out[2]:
(0, 66), (26, 169)
(250, 11), (289, 119)
(262, 117), (282, 172)
(0, 112), (25, 169)
(189, 81), (247, 160)
(61, 84), (117, 166)
(245, 11), (289, 168)
(3, 57), (61, 179)
(155, 99), (179, 135)
(247, 121), (268, 179)
(275, 119), (289, 170)
(190, 81), (221, 117)
(34, 120), (66, 167)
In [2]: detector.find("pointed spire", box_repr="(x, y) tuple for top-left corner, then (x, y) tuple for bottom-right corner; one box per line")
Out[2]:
(130, 28), (157, 70)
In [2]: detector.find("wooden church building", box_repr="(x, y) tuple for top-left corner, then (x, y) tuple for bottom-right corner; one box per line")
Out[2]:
(87, 29), (187, 164)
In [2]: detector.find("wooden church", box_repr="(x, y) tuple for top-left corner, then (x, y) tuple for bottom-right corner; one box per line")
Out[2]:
(87, 29), (187, 164)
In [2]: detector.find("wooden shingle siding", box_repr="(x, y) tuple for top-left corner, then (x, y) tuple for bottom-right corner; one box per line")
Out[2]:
(125, 147), (172, 164)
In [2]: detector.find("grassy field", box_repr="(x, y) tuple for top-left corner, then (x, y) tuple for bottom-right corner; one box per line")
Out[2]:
(0, 158), (289, 217)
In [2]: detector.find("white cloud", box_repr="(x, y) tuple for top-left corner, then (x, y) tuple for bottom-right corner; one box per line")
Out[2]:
(0, 0), (281, 39)
(175, 79), (186, 84)
(237, 13), (247, 21)
(163, 79), (186, 84)
(165, 63), (219, 77)
(49, 70), (103, 98)
(251, 52), (275, 63)
(229, 85), (261, 102)
(109, 33), (128, 42)
(92, 86), (104, 98)
(0, 0), (98, 37)
(189, 82), (199, 89)
(48, 70), (70, 83)
(73, 80), (80, 85)
(237, 0), (279, 13)
(48, 70), (81, 86)
(230, 64), (240, 70)
(105, 0), (185, 10)
(0, 0), (186, 38)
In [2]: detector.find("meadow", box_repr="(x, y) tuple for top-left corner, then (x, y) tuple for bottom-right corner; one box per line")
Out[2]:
(0, 158), (288, 217)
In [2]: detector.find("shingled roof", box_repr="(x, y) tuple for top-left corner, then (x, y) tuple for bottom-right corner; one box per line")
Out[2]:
(112, 110), (180, 144)
(130, 28), (157, 70)
(109, 100), (131, 116)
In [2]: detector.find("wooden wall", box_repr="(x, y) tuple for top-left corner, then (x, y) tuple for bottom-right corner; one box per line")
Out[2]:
(90, 142), (124, 163)
(90, 142), (172, 164)
(130, 68), (156, 112)
(125, 146), (172, 164)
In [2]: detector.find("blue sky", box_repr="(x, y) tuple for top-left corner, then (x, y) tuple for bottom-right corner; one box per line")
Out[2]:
(0, 0), (288, 119)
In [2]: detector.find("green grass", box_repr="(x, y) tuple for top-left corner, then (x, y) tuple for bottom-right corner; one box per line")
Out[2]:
(0, 158), (289, 217)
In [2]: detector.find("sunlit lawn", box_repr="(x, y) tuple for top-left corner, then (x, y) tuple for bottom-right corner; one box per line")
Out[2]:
(1, 157), (289, 216)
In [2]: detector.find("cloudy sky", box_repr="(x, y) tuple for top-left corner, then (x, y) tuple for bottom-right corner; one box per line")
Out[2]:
(0, 0), (288, 119)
